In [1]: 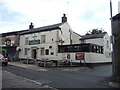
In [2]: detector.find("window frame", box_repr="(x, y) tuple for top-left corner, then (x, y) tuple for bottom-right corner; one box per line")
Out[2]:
(25, 37), (28, 45)
(24, 48), (28, 55)
(41, 35), (46, 43)
(40, 47), (45, 55)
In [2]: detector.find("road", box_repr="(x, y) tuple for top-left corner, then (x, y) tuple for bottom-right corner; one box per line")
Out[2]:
(2, 63), (113, 88)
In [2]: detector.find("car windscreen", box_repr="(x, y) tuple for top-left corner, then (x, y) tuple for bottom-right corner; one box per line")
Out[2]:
(0, 54), (4, 58)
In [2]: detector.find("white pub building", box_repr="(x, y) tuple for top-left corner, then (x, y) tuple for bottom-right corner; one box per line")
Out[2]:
(19, 14), (111, 65)
(19, 14), (80, 64)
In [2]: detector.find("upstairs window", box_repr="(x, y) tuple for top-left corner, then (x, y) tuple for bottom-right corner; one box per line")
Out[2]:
(41, 35), (46, 43)
(25, 37), (28, 45)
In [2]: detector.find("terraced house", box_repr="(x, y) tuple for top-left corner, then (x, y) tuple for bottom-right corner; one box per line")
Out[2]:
(0, 30), (27, 61)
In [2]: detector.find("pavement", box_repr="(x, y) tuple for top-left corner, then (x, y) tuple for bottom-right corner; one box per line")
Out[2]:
(2, 70), (53, 88)
(8, 61), (88, 72)
(2, 62), (57, 89)
(8, 62), (48, 71)
(3, 61), (120, 88)
(2, 61), (86, 89)
(109, 81), (120, 88)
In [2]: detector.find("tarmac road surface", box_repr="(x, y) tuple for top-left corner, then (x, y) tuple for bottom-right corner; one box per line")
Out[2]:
(2, 62), (113, 88)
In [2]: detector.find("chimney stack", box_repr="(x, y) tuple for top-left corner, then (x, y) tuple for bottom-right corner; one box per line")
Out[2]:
(62, 14), (67, 23)
(29, 22), (34, 29)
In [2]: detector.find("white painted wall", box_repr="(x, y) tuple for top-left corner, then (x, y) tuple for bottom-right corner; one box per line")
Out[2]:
(80, 34), (111, 57)
(83, 38), (103, 46)
(19, 22), (111, 63)
(79, 33), (112, 63)
(58, 52), (111, 63)
(59, 22), (80, 45)
(103, 34), (111, 58)
(59, 22), (71, 45)
(71, 32), (81, 44)
(19, 22), (80, 60)
(19, 29), (59, 59)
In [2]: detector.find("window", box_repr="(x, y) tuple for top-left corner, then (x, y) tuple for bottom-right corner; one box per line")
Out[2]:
(91, 45), (103, 54)
(107, 40), (109, 48)
(52, 39), (54, 41)
(25, 37), (28, 45)
(41, 35), (46, 43)
(51, 52), (54, 55)
(41, 47), (44, 55)
(58, 44), (103, 54)
(45, 49), (49, 55)
(25, 48), (28, 55)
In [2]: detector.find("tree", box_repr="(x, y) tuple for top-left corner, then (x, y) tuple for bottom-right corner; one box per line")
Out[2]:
(86, 28), (105, 35)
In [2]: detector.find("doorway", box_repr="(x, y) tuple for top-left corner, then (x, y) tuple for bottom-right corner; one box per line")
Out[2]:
(32, 49), (37, 59)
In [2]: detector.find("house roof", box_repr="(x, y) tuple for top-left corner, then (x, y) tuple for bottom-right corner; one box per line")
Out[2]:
(20, 23), (63, 35)
(1, 30), (28, 37)
(1, 23), (63, 36)
(80, 32), (107, 40)
(112, 13), (120, 21)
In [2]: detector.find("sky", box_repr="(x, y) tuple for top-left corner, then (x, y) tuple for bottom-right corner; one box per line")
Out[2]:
(0, 0), (120, 35)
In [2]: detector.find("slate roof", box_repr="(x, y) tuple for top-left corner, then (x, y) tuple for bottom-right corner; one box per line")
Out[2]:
(1, 30), (28, 37)
(112, 13), (120, 20)
(80, 32), (107, 40)
(20, 23), (63, 35)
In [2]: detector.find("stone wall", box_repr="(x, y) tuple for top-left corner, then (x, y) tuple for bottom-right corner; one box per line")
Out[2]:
(112, 13), (120, 82)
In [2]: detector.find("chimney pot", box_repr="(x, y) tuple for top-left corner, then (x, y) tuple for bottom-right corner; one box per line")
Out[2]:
(62, 14), (67, 23)
(29, 22), (34, 29)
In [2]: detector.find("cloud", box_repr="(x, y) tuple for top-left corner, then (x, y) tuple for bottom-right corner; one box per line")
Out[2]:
(0, 0), (120, 35)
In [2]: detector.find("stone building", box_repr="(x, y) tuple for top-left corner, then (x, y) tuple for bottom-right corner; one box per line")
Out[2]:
(0, 30), (27, 60)
(112, 13), (120, 83)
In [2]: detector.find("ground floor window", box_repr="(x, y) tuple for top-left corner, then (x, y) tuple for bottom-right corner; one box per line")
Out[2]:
(24, 48), (28, 55)
(58, 43), (103, 54)
(41, 47), (45, 55)
(45, 49), (49, 55)
(51, 52), (54, 55)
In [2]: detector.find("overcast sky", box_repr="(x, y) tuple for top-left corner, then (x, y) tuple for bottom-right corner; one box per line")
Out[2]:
(0, 0), (120, 35)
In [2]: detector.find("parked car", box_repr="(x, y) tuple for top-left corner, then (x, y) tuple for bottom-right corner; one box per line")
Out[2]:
(0, 54), (8, 66)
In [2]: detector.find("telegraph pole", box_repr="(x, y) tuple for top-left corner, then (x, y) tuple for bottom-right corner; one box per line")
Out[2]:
(110, 0), (115, 77)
